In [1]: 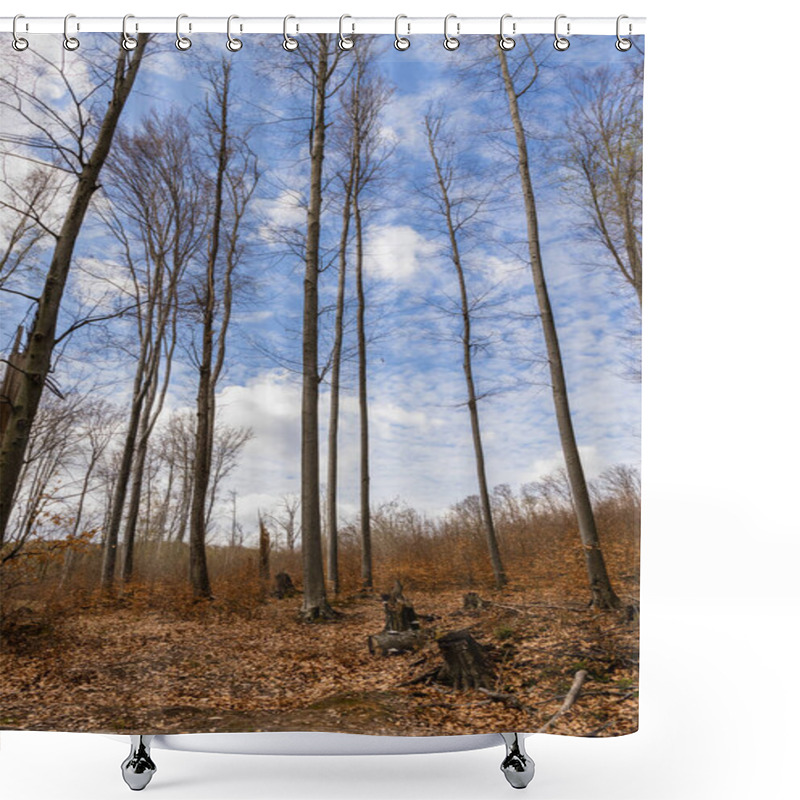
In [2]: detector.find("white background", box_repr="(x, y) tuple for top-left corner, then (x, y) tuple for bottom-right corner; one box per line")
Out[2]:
(2, 1), (799, 798)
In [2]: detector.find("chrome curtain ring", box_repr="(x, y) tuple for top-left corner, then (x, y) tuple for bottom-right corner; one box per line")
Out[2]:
(443, 14), (459, 51)
(226, 15), (243, 51)
(12, 14), (29, 51)
(554, 14), (570, 51)
(121, 14), (138, 50)
(616, 14), (632, 51)
(63, 13), (80, 50)
(283, 15), (299, 51)
(338, 14), (354, 50)
(499, 13), (516, 50)
(175, 14), (192, 50)
(394, 14), (410, 50)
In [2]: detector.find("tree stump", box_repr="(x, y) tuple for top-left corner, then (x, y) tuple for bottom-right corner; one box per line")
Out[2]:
(436, 630), (495, 690)
(368, 581), (423, 656)
(382, 584), (419, 632)
(273, 571), (296, 599)
(463, 592), (489, 611)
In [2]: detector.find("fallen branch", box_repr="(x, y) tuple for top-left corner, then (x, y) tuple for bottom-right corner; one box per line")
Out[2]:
(537, 669), (588, 733)
(493, 601), (585, 616)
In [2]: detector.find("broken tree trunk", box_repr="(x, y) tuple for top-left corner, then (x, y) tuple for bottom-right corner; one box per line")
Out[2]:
(258, 514), (271, 601)
(273, 571), (296, 599)
(436, 630), (495, 690)
(537, 669), (589, 733)
(368, 582), (424, 656)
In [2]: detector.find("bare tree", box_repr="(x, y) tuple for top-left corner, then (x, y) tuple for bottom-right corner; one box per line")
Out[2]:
(325, 99), (357, 597)
(98, 114), (204, 589)
(187, 61), (259, 600)
(564, 62), (643, 305)
(497, 39), (620, 608)
(0, 36), (150, 546)
(269, 494), (301, 553)
(424, 111), (507, 589)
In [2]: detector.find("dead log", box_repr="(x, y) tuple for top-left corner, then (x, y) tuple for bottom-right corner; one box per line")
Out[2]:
(436, 630), (495, 690)
(537, 669), (588, 732)
(273, 571), (296, 599)
(368, 629), (425, 656)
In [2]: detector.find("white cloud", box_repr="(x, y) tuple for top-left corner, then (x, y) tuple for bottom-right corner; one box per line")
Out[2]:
(364, 224), (438, 282)
(258, 189), (306, 229)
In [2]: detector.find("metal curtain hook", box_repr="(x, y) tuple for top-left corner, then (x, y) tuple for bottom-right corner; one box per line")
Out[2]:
(283, 15), (299, 51)
(63, 14), (80, 51)
(121, 14), (138, 51)
(499, 13), (516, 50)
(12, 14), (29, 51)
(394, 14), (410, 50)
(338, 14), (354, 50)
(227, 15), (243, 51)
(616, 14), (632, 51)
(554, 14), (570, 51)
(175, 13), (192, 50)
(443, 14), (459, 51)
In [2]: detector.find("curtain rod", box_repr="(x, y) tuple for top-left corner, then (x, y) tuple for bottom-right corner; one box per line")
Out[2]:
(0, 16), (645, 37)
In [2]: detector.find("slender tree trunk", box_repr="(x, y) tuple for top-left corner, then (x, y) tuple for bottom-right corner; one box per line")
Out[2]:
(122, 312), (176, 583)
(0, 39), (150, 546)
(498, 44), (619, 608)
(426, 119), (507, 589)
(101, 365), (148, 590)
(354, 190), (372, 590)
(188, 70), (232, 602)
(301, 39), (335, 620)
(326, 161), (355, 596)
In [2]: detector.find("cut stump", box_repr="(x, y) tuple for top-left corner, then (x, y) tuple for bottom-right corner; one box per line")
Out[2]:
(436, 629), (495, 690)
(273, 571), (296, 599)
(368, 581), (424, 656)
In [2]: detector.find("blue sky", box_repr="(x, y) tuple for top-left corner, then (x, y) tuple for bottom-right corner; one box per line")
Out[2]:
(1, 33), (643, 540)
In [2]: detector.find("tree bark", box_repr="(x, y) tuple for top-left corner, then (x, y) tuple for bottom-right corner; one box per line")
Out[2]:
(498, 43), (620, 609)
(0, 38), (150, 546)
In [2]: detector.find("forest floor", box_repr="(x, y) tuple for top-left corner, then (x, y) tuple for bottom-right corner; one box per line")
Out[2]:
(0, 586), (638, 737)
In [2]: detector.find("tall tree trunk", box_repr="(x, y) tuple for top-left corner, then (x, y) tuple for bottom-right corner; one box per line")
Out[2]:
(0, 38), (150, 546)
(326, 159), (355, 596)
(101, 362), (149, 591)
(301, 38), (335, 620)
(498, 44), (619, 609)
(353, 190), (373, 590)
(188, 70), (232, 602)
(425, 118), (507, 589)
(121, 308), (176, 584)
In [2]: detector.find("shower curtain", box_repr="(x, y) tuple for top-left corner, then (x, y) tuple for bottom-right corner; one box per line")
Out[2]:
(0, 29), (643, 738)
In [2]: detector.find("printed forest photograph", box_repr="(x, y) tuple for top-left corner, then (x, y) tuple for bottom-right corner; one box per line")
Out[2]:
(0, 31), (643, 738)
